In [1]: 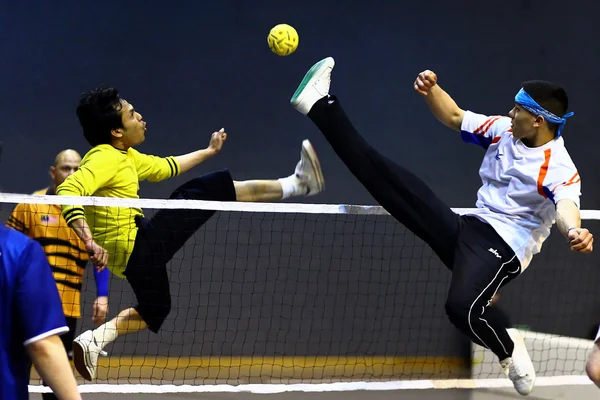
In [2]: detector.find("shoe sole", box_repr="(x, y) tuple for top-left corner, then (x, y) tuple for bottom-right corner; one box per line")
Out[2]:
(72, 339), (93, 381)
(290, 57), (335, 107)
(302, 140), (325, 193)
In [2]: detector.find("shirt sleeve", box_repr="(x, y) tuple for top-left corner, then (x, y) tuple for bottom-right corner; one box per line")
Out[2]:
(6, 203), (31, 235)
(16, 240), (68, 345)
(130, 148), (180, 182)
(460, 111), (512, 150)
(56, 146), (119, 225)
(546, 158), (581, 208)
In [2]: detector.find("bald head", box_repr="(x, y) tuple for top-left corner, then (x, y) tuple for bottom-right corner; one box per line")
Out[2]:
(54, 149), (81, 167)
(51, 149), (82, 189)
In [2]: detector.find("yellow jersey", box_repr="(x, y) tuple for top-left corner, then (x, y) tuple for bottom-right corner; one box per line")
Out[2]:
(56, 144), (180, 278)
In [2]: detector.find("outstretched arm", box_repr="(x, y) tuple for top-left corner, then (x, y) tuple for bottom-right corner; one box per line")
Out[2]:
(174, 128), (227, 174)
(414, 70), (465, 132)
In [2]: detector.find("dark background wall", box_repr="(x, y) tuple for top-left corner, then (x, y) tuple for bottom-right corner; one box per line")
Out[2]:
(1, 0), (599, 376)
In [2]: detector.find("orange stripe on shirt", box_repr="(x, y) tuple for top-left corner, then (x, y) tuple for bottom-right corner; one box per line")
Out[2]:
(474, 116), (502, 135)
(553, 172), (581, 192)
(537, 149), (552, 197)
(567, 172), (579, 182)
(566, 172), (580, 184)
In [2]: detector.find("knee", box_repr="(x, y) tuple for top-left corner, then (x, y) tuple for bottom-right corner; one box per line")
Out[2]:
(586, 352), (600, 386)
(154, 295), (172, 324)
(445, 297), (471, 326)
(137, 295), (172, 332)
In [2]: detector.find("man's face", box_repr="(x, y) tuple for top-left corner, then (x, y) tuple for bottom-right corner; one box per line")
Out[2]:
(508, 104), (538, 140)
(116, 99), (147, 147)
(50, 152), (81, 187)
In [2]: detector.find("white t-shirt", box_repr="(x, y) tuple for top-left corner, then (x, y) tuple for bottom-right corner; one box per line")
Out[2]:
(461, 111), (581, 271)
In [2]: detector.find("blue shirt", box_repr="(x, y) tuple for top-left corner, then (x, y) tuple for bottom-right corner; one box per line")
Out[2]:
(0, 225), (68, 400)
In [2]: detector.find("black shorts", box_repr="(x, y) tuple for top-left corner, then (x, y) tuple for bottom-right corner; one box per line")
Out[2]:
(124, 169), (237, 332)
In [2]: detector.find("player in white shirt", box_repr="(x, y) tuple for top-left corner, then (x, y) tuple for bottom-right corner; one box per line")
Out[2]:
(586, 327), (600, 388)
(289, 57), (593, 397)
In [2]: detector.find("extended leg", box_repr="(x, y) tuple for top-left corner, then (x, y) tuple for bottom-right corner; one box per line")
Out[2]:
(291, 57), (460, 266)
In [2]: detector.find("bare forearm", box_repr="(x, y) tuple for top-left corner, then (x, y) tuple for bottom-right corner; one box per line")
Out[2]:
(425, 85), (465, 131)
(556, 199), (581, 238)
(27, 335), (81, 400)
(174, 148), (218, 174)
(68, 218), (94, 244)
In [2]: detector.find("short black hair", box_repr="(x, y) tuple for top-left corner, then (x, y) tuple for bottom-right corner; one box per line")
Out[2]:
(522, 80), (569, 119)
(76, 87), (124, 147)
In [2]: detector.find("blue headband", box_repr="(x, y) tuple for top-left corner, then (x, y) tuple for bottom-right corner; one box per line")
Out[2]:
(514, 88), (573, 138)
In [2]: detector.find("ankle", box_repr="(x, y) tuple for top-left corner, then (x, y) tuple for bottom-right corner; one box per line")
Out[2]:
(278, 175), (303, 199)
(92, 320), (118, 349)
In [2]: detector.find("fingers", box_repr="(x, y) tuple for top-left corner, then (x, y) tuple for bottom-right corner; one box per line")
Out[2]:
(413, 70), (437, 96)
(96, 254), (107, 269)
(211, 129), (227, 140)
(99, 248), (108, 267)
(420, 70), (437, 85)
(93, 313), (107, 325)
(91, 252), (108, 270)
(92, 309), (107, 325)
(209, 128), (227, 153)
(570, 229), (594, 253)
(88, 242), (108, 269)
(413, 81), (429, 96)
(571, 239), (593, 252)
(92, 298), (108, 325)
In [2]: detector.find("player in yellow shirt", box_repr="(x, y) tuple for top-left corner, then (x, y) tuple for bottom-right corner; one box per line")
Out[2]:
(7, 149), (109, 398)
(57, 87), (325, 381)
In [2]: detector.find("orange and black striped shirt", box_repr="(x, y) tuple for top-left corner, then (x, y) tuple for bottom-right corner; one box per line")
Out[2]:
(6, 187), (90, 318)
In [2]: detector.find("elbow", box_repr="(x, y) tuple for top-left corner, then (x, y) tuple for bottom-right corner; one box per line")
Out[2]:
(448, 109), (465, 132)
(26, 339), (52, 361)
(26, 334), (65, 361)
(439, 109), (464, 132)
(556, 200), (581, 233)
(557, 200), (580, 218)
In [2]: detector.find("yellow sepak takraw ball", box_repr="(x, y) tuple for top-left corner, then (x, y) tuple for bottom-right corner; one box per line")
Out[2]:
(267, 24), (299, 56)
